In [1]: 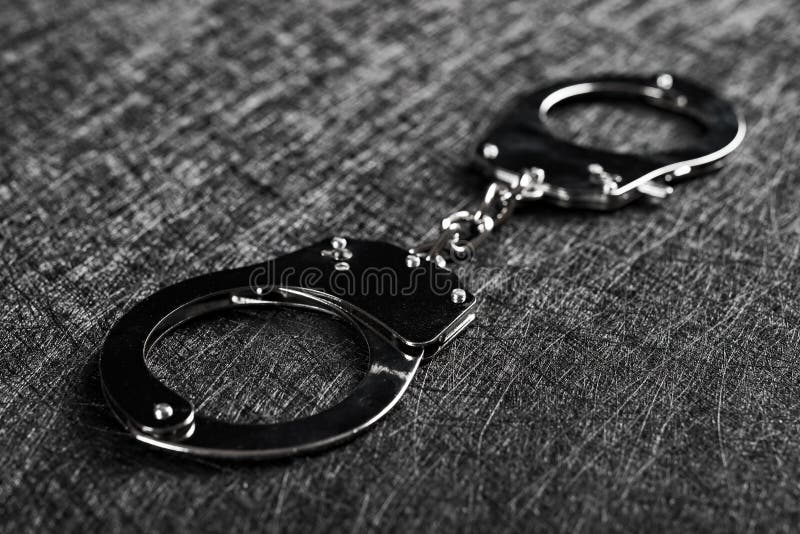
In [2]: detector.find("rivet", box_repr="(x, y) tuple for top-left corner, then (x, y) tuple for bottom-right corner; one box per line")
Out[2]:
(405, 254), (421, 268)
(588, 163), (604, 175)
(482, 143), (499, 160)
(334, 261), (350, 271)
(321, 247), (354, 260)
(153, 402), (173, 421)
(451, 288), (467, 304)
(331, 236), (347, 250)
(656, 73), (673, 90)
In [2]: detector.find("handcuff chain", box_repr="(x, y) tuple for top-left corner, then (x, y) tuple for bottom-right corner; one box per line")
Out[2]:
(410, 168), (545, 267)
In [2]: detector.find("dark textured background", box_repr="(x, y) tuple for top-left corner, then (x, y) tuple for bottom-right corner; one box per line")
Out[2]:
(2, 0), (799, 532)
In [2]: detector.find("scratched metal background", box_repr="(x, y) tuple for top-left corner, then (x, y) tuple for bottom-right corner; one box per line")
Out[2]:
(2, 0), (799, 532)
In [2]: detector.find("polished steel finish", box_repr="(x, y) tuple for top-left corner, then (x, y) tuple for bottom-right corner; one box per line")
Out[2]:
(656, 73), (674, 90)
(482, 143), (499, 159)
(405, 254), (421, 268)
(451, 289), (467, 304)
(101, 73), (745, 460)
(474, 73), (746, 210)
(100, 238), (475, 458)
(321, 246), (353, 261)
(637, 180), (673, 200)
(411, 169), (544, 265)
(153, 403), (173, 421)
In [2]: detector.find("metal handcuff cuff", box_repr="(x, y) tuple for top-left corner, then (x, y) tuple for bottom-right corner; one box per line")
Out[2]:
(100, 74), (745, 459)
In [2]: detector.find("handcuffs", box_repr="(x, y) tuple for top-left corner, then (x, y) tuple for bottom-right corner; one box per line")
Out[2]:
(100, 73), (745, 459)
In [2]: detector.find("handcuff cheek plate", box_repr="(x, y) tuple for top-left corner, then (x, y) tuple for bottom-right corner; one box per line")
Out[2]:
(100, 238), (475, 458)
(474, 73), (746, 210)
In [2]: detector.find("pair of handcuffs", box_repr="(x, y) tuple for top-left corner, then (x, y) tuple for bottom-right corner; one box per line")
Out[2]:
(101, 74), (745, 459)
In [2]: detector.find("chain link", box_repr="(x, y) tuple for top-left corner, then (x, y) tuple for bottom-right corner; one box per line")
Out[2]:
(410, 168), (545, 267)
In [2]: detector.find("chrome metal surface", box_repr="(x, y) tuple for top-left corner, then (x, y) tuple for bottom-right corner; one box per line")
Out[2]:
(100, 72), (745, 460)
(411, 169), (544, 265)
(100, 238), (476, 458)
(153, 403), (173, 421)
(474, 73), (746, 210)
(451, 289), (467, 304)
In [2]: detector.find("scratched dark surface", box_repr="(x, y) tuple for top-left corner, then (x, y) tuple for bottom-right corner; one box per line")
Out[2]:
(2, 0), (799, 532)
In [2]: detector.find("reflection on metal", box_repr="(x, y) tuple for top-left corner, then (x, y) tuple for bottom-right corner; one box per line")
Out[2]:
(100, 73), (745, 460)
(100, 239), (475, 459)
(475, 73), (745, 210)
